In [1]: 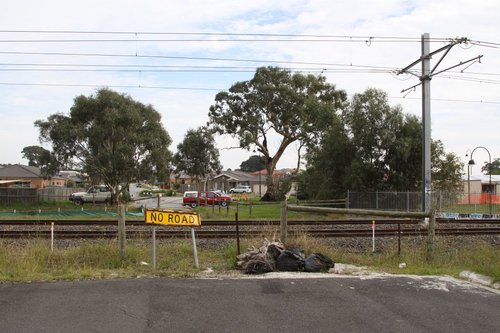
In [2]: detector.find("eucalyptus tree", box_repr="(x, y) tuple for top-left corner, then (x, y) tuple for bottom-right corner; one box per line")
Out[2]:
(208, 66), (347, 200)
(35, 88), (172, 202)
(173, 127), (222, 183)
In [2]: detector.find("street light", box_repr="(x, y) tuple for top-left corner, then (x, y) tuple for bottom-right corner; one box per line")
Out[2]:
(468, 146), (492, 214)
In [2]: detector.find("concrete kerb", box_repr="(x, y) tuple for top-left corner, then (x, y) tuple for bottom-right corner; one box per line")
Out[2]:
(459, 270), (500, 290)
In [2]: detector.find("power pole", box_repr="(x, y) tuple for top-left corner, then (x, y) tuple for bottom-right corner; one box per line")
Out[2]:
(397, 33), (482, 213)
(421, 33), (431, 214)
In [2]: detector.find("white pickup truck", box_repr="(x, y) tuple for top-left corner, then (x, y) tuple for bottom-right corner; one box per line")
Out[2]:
(69, 185), (112, 205)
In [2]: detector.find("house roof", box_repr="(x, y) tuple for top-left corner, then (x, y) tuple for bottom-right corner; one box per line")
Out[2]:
(463, 174), (500, 184)
(213, 170), (260, 182)
(0, 179), (22, 184)
(0, 164), (42, 178)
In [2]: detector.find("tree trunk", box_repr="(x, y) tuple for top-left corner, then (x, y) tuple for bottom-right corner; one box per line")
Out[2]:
(261, 162), (278, 201)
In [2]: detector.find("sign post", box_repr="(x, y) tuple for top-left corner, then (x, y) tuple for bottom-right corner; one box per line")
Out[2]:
(145, 209), (201, 268)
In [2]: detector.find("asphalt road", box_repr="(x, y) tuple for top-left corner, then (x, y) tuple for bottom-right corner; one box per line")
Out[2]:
(0, 275), (498, 333)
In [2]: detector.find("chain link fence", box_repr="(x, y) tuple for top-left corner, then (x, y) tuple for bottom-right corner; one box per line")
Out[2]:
(347, 191), (499, 214)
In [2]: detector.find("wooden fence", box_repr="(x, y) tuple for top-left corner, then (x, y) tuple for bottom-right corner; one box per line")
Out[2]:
(0, 188), (38, 204)
(0, 187), (84, 204)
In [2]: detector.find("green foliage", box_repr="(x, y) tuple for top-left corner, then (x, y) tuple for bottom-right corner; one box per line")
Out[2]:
(173, 126), (221, 181)
(482, 158), (500, 175)
(240, 155), (266, 172)
(35, 88), (172, 201)
(209, 66), (347, 200)
(300, 88), (465, 199)
(21, 145), (60, 177)
(432, 140), (464, 193)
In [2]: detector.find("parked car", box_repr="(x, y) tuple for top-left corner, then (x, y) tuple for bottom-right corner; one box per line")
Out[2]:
(182, 191), (232, 208)
(229, 185), (252, 194)
(69, 185), (112, 205)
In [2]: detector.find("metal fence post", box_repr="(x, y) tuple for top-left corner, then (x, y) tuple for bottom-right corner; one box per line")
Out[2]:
(118, 205), (126, 260)
(280, 200), (288, 244)
(427, 210), (435, 259)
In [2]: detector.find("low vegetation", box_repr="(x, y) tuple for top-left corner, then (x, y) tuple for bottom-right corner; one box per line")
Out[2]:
(0, 235), (498, 284)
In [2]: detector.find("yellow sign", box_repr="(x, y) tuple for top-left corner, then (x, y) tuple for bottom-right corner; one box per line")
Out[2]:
(145, 209), (201, 227)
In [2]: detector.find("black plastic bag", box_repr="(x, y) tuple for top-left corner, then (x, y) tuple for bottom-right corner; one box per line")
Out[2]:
(267, 243), (284, 261)
(276, 249), (305, 272)
(304, 253), (335, 272)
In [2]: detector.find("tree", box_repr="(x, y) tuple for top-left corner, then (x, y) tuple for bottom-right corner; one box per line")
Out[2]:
(21, 145), (60, 178)
(21, 145), (50, 167)
(298, 116), (354, 199)
(35, 88), (172, 202)
(482, 158), (500, 175)
(299, 88), (464, 199)
(239, 155), (266, 172)
(173, 127), (222, 183)
(208, 66), (347, 201)
(431, 140), (464, 193)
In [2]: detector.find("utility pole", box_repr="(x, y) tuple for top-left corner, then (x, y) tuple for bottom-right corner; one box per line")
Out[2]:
(421, 33), (431, 214)
(398, 33), (482, 213)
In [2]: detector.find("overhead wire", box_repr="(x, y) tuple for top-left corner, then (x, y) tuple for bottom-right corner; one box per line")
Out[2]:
(0, 31), (497, 102)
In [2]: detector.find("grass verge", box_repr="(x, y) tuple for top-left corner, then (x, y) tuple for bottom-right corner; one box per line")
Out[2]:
(0, 235), (498, 284)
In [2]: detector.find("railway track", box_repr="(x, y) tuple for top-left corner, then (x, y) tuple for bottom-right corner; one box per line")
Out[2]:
(1, 227), (499, 239)
(1, 219), (499, 239)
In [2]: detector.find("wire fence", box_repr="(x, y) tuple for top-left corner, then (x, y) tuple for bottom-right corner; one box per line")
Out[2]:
(347, 191), (500, 215)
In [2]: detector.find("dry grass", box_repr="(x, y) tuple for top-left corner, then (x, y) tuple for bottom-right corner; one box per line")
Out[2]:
(0, 234), (498, 283)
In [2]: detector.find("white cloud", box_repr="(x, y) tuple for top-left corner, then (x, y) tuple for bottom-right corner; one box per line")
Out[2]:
(0, 0), (498, 173)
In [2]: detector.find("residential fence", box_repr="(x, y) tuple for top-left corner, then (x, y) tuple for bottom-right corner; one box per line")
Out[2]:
(0, 187), (84, 204)
(38, 187), (84, 201)
(0, 188), (38, 204)
(347, 191), (500, 214)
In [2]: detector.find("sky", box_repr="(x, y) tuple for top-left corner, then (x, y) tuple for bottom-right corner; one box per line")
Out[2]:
(0, 0), (498, 176)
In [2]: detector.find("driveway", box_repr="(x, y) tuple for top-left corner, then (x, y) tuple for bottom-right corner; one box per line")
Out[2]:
(129, 195), (186, 211)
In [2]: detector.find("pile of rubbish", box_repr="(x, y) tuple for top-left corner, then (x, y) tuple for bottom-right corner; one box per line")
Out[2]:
(236, 239), (334, 274)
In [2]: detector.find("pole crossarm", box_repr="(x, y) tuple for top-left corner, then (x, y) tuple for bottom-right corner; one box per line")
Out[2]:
(396, 37), (469, 76)
(431, 55), (483, 77)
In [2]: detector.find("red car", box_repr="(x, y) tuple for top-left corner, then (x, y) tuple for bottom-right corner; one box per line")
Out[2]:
(182, 191), (232, 208)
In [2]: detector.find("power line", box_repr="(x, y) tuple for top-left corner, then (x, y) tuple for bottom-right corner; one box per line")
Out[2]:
(1, 81), (499, 105)
(0, 30), (453, 40)
(0, 50), (401, 70)
(0, 82), (221, 91)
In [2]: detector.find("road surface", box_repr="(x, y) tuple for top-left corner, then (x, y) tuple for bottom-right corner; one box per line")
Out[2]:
(0, 275), (498, 332)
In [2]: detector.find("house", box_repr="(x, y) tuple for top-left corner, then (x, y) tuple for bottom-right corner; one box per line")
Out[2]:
(460, 174), (500, 204)
(207, 168), (297, 196)
(58, 170), (87, 188)
(0, 164), (67, 188)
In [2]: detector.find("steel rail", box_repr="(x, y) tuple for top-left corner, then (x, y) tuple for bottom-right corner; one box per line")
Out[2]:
(1, 227), (499, 239)
(1, 218), (500, 225)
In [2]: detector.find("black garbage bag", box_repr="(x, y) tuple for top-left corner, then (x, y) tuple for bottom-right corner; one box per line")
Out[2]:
(304, 253), (335, 272)
(267, 243), (284, 261)
(276, 249), (305, 272)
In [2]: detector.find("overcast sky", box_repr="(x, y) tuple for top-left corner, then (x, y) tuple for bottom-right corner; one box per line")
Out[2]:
(1, 0), (498, 175)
